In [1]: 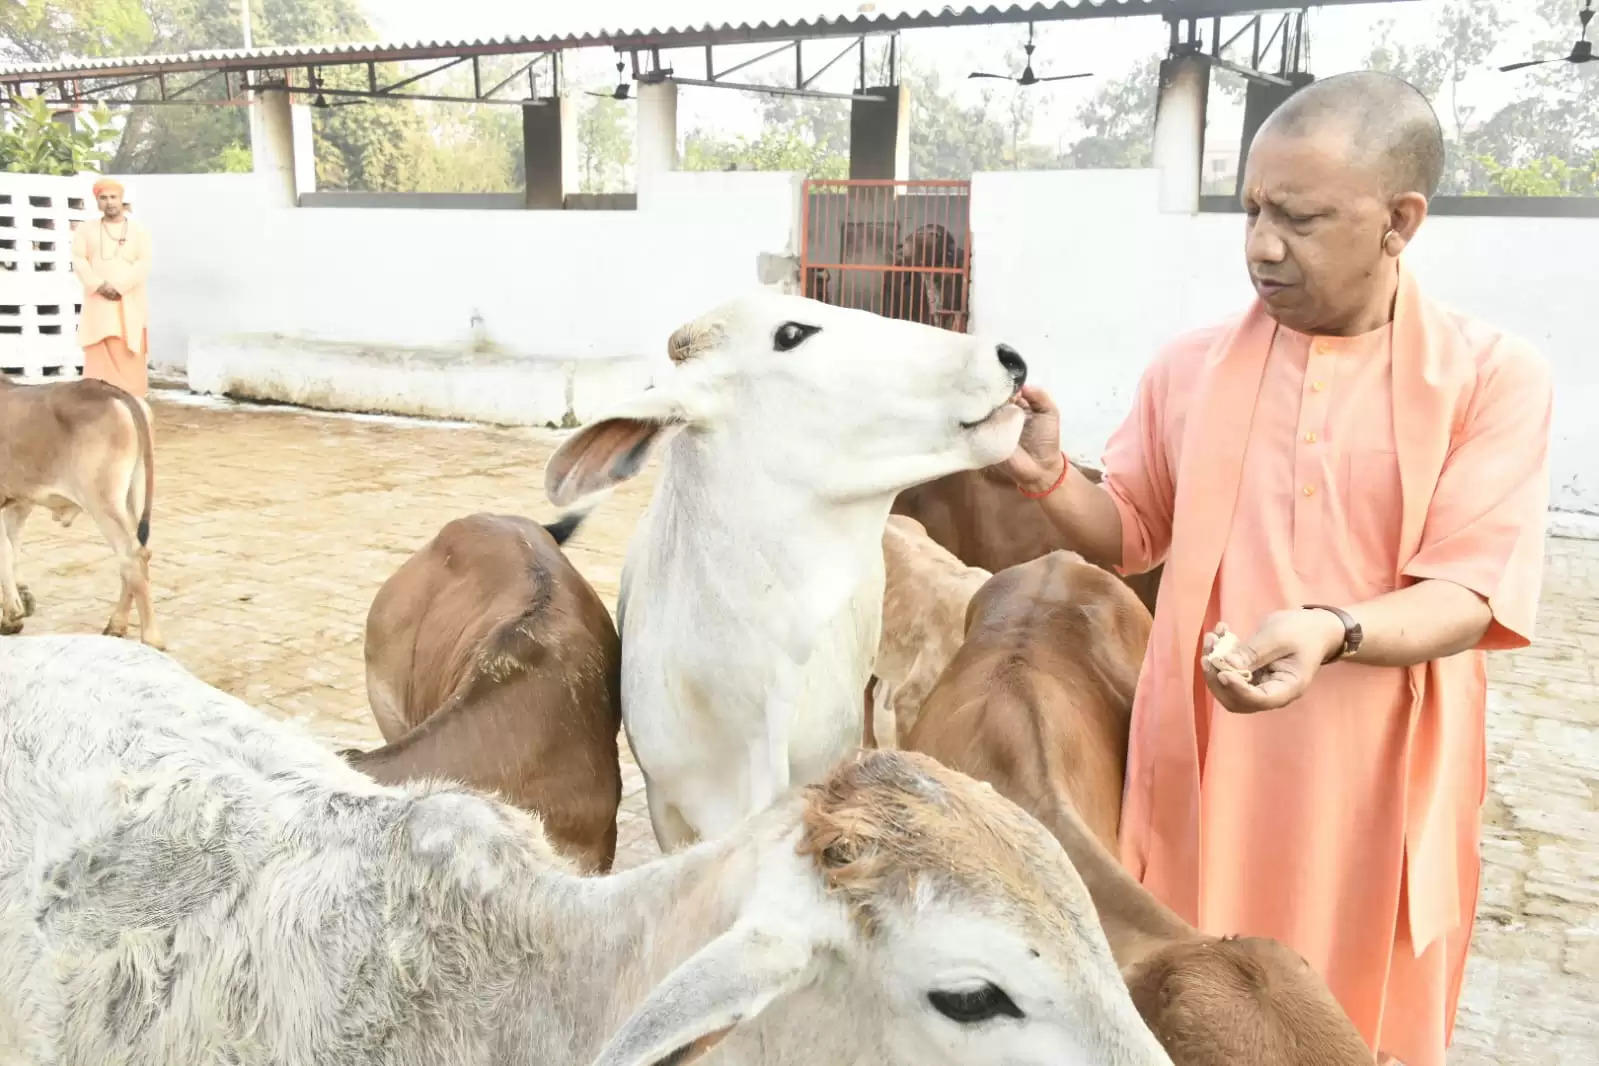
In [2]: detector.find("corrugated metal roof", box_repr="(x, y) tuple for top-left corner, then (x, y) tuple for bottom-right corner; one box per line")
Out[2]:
(0, 1), (1362, 82)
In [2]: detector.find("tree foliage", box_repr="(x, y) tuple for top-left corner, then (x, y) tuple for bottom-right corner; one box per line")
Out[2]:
(0, 0), (151, 64)
(1366, 0), (1594, 196)
(576, 97), (634, 193)
(1, 0), (522, 191)
(0, 97), (120, 174)
(682, 89), (850, 179)
(1479, 152), (1599, 197)
(1059, 55), (1158, 169)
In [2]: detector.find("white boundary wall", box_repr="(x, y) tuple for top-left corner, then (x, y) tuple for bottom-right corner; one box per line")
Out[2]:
(96, 169), (803, 425)
(32, 163), (1593, 513)
(0, 173), (94, 379)
(969, 169), (1599, 517)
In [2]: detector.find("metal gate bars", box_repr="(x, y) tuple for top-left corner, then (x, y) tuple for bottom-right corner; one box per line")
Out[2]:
(799, 178), (973, 333)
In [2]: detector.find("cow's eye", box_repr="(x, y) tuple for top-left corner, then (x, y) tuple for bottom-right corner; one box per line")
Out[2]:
(773, 321), (821, 352)
(928, 984), (1024, 1025)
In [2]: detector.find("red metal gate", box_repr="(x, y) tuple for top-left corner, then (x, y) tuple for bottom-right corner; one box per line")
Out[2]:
(800, 179), (973, 333)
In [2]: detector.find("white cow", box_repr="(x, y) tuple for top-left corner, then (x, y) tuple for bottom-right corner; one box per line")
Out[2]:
(544, 291), (1027, 849)
(0, 635), (1170, 1066)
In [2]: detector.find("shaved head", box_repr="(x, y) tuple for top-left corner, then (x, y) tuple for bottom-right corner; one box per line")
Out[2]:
(1239, 70), (1439, 335)
(1257, 70), (1445, 198)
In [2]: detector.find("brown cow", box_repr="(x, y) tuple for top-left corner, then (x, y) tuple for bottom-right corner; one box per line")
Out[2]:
(907, 551), (1372, 1065)
(891, 462), (1164, 615)
(906, 549), (1147, 849)
(0, 375), (161, 647)
(880, 223), (968, 331)
(344, 511), (623, 874)
(866, 514), (990, 750)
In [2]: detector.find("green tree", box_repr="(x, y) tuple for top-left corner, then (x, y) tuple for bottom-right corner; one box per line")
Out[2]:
(1362, 0), (1599, 196)
(0, 0), (523, 190)
(907, 61), (1048, 177)
(0, 0), (152, 64)
(683, 126), (849, 178)
(682, 86), (850, 179)
(1059, 55), (1158, 169)
(576, 96), (633, 192)
(1479, 152), (1599, 197)
(0, 96), (120, 174)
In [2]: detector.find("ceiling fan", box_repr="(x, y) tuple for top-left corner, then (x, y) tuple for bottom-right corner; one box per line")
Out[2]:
(1499, 0), (1594, 71)
(586, 59), (633, 100)
(968, 21), (1092, 86)
(585, 57), (674, 100)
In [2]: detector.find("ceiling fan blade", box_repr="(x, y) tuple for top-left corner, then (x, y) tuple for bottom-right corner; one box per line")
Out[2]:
(1499, 58), (1560, 71)
(1037, 72), (1094, 81)
(967, 72), (1012, 80)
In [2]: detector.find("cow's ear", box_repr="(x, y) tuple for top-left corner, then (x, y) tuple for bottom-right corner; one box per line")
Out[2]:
(545, 416), (674, 505)
(544, 387), (708, 506)
(585, 921), (816, 1066)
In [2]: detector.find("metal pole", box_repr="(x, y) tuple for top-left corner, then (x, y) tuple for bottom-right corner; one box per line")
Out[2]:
(241, 0), (252, 49)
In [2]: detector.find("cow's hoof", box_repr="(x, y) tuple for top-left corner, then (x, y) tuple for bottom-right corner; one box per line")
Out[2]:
(19, 586), (35, 617)
(0, 616), (23, 636)
(103, 622), (129, 639)
(143, 633), (168, 652)
(336, 747), (368, 761)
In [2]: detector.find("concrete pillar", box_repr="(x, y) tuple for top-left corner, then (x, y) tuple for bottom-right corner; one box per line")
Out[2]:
(1235, 72), (1314, 195)
(848, 85), (911, 181)
(636, 80), (678, 211)
(522, 97), (577, 209)
(250, 88), (316, 207)
(1150, 53), (1210, 214)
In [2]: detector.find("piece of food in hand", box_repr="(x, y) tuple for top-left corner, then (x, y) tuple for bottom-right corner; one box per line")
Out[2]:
(1205, 629), (1253, 683)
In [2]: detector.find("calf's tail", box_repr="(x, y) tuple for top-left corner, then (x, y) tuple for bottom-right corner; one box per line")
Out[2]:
(113, 391), (155, 547)
(543, 509), (589, 546)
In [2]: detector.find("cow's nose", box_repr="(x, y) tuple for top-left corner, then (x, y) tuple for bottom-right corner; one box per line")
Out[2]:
(997, 343), (1027, 387)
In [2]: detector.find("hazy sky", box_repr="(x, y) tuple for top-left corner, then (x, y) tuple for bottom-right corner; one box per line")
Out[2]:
(358, 1), (1567, 149)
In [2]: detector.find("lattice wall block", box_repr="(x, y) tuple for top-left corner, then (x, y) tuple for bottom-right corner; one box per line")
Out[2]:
(0, 175), (93, 382)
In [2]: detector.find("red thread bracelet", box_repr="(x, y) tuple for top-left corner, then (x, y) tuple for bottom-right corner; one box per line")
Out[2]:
(1019, 452), (1070, 499)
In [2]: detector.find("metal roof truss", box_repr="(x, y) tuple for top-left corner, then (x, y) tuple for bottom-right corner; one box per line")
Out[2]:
(1169, 7), (1313, 87)
(8, 51), (568, 110)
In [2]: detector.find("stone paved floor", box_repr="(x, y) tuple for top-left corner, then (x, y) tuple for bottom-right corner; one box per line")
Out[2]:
(10, 390), (1596, 1063)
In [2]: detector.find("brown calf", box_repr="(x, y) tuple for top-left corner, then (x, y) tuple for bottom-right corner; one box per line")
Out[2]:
(866, 514), (990, 749)
(890, 463), (1164, 615)
(906, 549), (1147, 849)
(0, 376), (161, 647)
(345, 511), (623, 874)
(907, 551), (1371, 1065)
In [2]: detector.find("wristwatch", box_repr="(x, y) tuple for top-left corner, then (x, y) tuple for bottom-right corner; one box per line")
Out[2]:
(1303, 604), (1362, 664)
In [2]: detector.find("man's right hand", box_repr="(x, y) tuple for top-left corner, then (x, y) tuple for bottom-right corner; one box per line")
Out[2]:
(999, 385), (1067, 494)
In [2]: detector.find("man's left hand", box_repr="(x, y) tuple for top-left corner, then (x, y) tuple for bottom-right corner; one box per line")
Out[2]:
(1202, 609), (1346, 714)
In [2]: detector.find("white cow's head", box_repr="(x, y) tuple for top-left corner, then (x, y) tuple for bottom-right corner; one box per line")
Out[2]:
(545, 291), (1027, 506)
(588, 750), (1171, 1066)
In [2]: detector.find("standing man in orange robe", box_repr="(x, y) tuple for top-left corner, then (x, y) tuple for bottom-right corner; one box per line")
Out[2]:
(1002, 71), (1552, 1066)
(71, 177), (152, 407)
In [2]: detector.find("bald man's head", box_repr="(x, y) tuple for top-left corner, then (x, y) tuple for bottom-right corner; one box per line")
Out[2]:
(1257, 70), (1444, 198)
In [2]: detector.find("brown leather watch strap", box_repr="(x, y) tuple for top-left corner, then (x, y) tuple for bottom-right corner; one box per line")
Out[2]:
(1303, 604), (1362, 664)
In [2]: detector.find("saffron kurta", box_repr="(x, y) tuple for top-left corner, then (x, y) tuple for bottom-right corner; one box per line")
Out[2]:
(71, 215), (152, 398)
(1101, 264), (1552, 1066)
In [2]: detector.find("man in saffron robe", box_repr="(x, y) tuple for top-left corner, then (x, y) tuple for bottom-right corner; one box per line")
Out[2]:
(70, 177), (153, 404)
(1002, 71), (1552, 1066)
